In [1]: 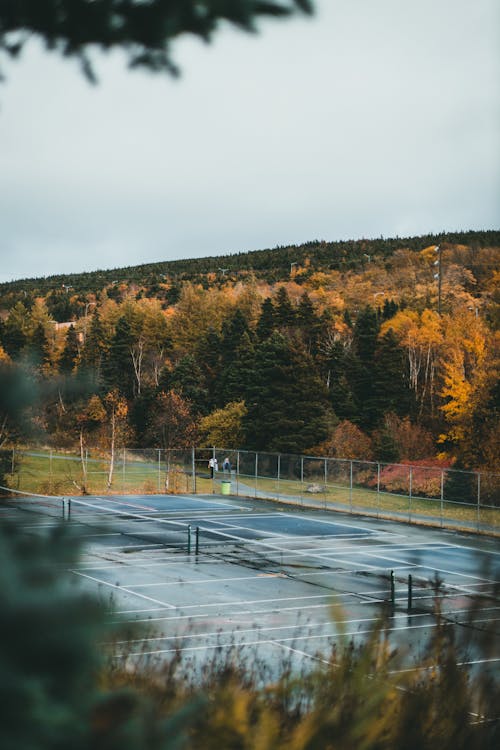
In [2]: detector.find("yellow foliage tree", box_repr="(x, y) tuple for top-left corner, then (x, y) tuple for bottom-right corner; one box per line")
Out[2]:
(199, 401), (247, 448)
(438, 311), (497, 465)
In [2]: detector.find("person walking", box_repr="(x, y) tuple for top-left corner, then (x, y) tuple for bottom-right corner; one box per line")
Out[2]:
(208, 456), (218, 478)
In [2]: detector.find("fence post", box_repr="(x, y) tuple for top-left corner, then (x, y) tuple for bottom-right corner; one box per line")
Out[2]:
(377, 462), (380, 517)
(477, 472), (481, 531)
(255, 452), (258, 498)
(407, 574), (413, 612)
(349, 461), (353, 512)
(324, 458), (327, 509)
(236, 451), (240, 497)
(121, 447), (125, 493)
(212, 446), (216, 494)
(440, 469), (444, 527)
(390, 570), (395, 610)
(409, 465), (413, 522)
(187, 525), (191, 554)
(300, 456), (304, 506)
(277, 454), (281, 502)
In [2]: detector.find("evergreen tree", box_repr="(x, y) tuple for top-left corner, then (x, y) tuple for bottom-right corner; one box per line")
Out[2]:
(218, 331), (256, 407)
(243, 332), (331, 453)
(382, 298), (399, 321)
(350, 306), (381, 429)
(353, 306), (380, 363)
(323, 341), (358, 422)
(80, 311), (107, 384)
(2, 302), (29, 359)
(256, 298), (275, 340)
(372, 329), (412, 424)
(220, 309), (251, 365)
(46, 290), (74, 323)
(193, 327), (223, 410)
(296, 292), (324, 356)
(59, 324), (80, 374)
(274, 286), (296, 329)
(28, 323), (51, 373)
(162, 355), (209, 416)
(102, 316), (135, 398)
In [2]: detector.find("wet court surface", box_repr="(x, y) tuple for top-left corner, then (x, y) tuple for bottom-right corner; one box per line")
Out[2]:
(2, 492), (499, 679)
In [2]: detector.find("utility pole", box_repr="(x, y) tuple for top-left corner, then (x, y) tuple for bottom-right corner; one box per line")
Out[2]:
(433, 245), (442, 315)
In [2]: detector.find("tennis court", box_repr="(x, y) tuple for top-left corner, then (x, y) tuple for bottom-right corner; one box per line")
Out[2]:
(2, 490), (499, 679)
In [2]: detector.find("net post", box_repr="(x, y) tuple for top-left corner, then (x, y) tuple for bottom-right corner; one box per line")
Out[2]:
(390, 570), (395, 610)
(407, 574), (413, 612)
(187, 525), (191, 554)
(195, 526), (199, 555)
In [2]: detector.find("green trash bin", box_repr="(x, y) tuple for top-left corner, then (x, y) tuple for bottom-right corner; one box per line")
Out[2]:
(221, 480), (231, 496)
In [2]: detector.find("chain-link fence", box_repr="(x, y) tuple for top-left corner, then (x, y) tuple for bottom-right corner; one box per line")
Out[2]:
(1, 446), (498, 535)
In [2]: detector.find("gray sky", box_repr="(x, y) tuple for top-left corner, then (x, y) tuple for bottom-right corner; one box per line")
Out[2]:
(1, 0), (499, 284)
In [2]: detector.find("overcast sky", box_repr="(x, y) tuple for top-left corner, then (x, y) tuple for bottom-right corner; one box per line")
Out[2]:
(1, 0), (499, 284)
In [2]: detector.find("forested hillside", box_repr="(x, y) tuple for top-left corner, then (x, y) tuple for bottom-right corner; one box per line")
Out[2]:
(0, 230), (499, 477)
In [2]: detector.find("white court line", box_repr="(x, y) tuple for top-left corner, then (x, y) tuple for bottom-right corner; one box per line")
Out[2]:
(269, 641), (331, 665)
(120, 619), (493, 658)
(117, 591), (354, 615)
(336, 550), (499, 585)
(123, 572), (297, 589)
(125, 603), (500, 626)
(116, 609), (462, 646)
(71, 570), (176, 609)
(389, 656), (500, 675)
(91, 496), (158, 512)
(143, 495), (246, 511)
(115, 584), (496, 617)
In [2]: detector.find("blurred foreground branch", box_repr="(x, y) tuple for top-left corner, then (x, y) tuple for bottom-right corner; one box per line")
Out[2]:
(0, 0), (314, 81)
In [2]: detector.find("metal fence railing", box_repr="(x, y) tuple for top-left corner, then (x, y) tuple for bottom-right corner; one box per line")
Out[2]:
(1, 446), (498, 535)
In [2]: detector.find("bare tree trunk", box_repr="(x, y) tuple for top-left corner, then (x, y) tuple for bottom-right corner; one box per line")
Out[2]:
(131, 339), (144, 396)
